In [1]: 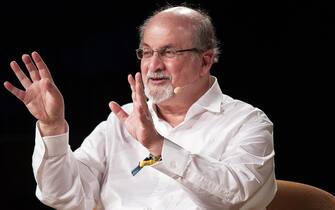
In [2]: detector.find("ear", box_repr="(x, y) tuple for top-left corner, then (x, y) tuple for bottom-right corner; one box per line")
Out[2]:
(200, 49), (214, 76)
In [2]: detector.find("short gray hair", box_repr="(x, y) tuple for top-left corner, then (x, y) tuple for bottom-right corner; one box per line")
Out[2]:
(138, 5), (221, 63)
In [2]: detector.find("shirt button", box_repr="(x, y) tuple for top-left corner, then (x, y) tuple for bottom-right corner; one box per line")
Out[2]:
(170, 160), (177, 169)
(224, 191), (231, 200)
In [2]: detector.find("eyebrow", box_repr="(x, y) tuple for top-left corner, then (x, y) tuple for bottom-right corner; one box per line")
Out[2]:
(140, 43), (176, 49)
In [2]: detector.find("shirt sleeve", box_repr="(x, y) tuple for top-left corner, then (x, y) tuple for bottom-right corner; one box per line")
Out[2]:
(151, 112), (276, 210)
(32, 120), (109, 210)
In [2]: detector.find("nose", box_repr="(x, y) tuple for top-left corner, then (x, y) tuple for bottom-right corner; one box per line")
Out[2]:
(147, 52), (165, 72)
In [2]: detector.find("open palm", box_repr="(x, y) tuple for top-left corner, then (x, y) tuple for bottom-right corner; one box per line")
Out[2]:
(4, 52), (64, 127)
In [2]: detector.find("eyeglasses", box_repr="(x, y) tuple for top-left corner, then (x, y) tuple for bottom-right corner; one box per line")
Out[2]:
(135, 47), (201, 60)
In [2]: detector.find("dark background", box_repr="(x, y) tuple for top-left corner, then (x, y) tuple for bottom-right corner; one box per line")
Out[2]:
(0, 0), (334, 209)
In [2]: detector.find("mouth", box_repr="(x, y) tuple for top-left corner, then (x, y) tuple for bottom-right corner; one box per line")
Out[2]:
(148, 77), (171, 85)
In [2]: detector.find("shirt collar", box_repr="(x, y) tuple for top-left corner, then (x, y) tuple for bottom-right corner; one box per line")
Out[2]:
(148, 76), (225, 118)
(194, 76), (224, 113)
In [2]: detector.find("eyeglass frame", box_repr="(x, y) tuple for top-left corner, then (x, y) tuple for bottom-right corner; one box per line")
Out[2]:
(135, 47), (203, 60)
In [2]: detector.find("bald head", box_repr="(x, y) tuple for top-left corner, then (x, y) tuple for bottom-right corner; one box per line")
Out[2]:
(155, 6), (204, 20)
(138, 6), (220, 63)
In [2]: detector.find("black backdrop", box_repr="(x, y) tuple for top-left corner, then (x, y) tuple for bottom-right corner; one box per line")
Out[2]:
(1, 0), (334, 209)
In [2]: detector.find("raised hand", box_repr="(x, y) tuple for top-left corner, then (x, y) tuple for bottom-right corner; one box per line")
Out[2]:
(109, 72), (163, 156)
(4, 52), (66, 136)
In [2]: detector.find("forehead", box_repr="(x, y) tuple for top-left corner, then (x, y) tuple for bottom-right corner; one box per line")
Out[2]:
(142, 14), (194, 48)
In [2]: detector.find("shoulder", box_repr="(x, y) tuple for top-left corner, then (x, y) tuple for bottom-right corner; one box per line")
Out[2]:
(222, 94), (272, 125)
(121, 102), (134, 113)
(106, 102), (134, 123)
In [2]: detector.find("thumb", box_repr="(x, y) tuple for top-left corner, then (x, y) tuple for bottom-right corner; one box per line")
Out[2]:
(109, 101), (128, 123)
(43, 78), (62, 97)
(42, 79), (64, 108)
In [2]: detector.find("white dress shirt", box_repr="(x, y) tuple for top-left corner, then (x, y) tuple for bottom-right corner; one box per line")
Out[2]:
(32, 77), (276, 210)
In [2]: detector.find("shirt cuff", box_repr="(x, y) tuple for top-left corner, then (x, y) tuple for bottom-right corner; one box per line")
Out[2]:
(36, 122), (69, 157)
(154, 138), (191, 177)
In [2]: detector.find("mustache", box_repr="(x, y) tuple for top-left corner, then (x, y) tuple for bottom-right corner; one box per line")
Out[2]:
(146, 71), (172, 81)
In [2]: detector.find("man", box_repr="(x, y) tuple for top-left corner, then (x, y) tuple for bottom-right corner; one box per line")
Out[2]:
(4, 6), (276, 210)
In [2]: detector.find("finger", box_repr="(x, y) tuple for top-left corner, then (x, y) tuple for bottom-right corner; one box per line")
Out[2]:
(135, 72), (148, 107)
(109, 101), (129, 123)
(131, 90), (136, 103)
(22, 54), (41, 82)
(10, 61), (32, 89)
(128, 74), (135, 92)
(31, 51), (54, 83)
(3, 81), (26, 101)
(128, 74), (136, 102)
(134, 73), (150, 118)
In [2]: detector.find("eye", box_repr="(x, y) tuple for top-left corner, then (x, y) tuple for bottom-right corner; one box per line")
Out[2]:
(162, 48), (176, 57)
(142, 49), (153, 58)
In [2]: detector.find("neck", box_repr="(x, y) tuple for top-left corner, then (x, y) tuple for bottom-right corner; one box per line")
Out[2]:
(155, 76), (214, 127)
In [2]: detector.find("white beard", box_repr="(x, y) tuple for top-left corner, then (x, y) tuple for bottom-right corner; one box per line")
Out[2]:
(143, 71), (173, 104)
(144, 82), (174, 104)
